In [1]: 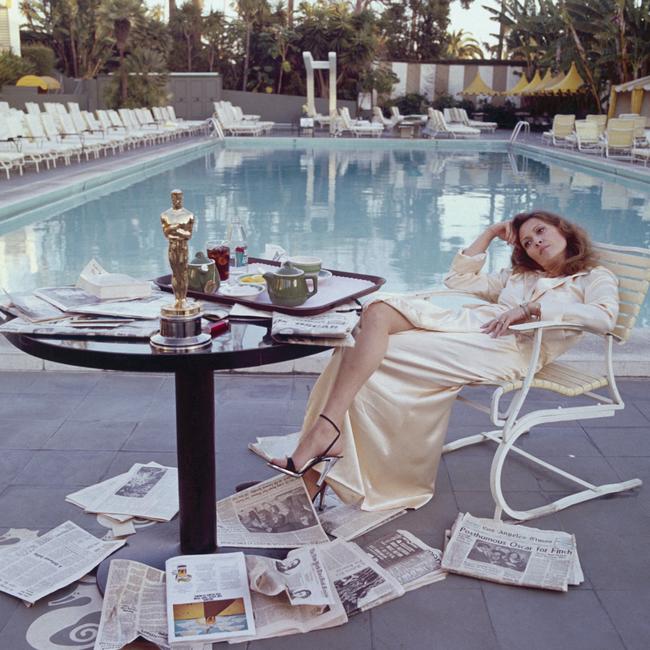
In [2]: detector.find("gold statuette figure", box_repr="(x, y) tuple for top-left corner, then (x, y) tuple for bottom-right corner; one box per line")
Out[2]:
(161, 189), (194, 312)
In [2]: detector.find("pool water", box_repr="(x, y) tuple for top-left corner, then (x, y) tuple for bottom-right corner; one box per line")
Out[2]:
(1, 145), (649, 325)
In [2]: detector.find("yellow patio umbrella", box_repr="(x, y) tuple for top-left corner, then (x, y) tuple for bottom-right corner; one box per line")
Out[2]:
(501, 73), (531, 96)
(40, 76), (62, 91)
(545, 62), (586, 94)
(15, 75), (48, 90)
(459, 71), (500, 96)
(523, 69), (554, 95)
(511, 70), (544, 95)
(534, 71), (566, 95)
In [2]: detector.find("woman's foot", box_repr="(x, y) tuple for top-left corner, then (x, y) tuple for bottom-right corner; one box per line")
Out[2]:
(270, 414), (343, 474)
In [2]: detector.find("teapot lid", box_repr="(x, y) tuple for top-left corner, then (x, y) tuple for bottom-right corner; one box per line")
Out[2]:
(190, 251), (212, 265)
(273, 261), (303, 277)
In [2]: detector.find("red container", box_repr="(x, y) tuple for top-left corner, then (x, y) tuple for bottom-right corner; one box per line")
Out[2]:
(207, 242), (230, 281)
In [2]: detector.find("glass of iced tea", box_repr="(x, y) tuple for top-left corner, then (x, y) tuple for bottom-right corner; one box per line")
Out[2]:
(207, 240), (230, 282)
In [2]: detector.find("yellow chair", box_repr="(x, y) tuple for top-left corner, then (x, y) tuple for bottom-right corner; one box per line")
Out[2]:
(542, 114), (576, 147)
(436, 242), (650, 521)
(585, 114), (607, 136)
(573, 121), (604, 155)
(605, 121), (635, 159)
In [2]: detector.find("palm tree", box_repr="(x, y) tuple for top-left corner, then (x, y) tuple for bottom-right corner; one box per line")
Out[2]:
(237, 0), (270, 91)
(445, 29), (484, 59)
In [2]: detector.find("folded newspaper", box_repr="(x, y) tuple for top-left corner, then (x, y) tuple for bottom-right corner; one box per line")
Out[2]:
(0, 521), (124, 605)
(441, 513), (583, 592)
(271, 310), (358, 347)
(216, 475), (329, 548)
(77, 259), (151, 300)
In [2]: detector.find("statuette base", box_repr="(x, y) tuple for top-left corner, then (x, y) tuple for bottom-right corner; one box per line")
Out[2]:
(150, 308), (211, 351)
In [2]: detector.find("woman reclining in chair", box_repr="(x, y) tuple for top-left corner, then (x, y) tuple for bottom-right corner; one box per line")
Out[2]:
(265, 210), (619, 510)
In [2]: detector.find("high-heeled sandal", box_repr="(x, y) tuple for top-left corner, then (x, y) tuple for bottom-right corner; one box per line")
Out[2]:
(267, 414), (343, 487)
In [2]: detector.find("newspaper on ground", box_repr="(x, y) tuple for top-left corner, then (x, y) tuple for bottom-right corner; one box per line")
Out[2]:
(318, 498), (406, 541)
(441, 513), (583, 592)
(0, 315), (160, 339)
(246, 545), (333, 607)
(359, 530), (446, 590)
(66, 462), (178, 521)
(231, 549), (347, 643)
(319, 539), (404, 616)
(216, 475), (329, 548)
(247, 431), (301, 462)
(271, 310), (357, 347)
(0, 521), (124, 605)
(0, 290), (66, 322)
(96, 514), (137, 538)
(94, 559), (168, 650)
(165, 552), (255, 645)
(77, 259), (151, 300)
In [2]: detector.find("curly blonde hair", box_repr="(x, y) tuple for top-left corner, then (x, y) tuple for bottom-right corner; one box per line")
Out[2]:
(510, 210), (597, 276)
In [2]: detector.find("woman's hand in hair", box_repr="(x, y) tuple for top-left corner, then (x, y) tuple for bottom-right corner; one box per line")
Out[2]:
(481, 305), (528, 338)
(488, 220), (516, 246)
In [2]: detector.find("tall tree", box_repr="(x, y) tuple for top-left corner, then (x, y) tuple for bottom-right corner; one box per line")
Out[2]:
(237, 0), (271, 91)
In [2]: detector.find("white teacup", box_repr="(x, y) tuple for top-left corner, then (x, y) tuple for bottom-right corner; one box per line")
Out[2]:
(288, 256), (322, 275)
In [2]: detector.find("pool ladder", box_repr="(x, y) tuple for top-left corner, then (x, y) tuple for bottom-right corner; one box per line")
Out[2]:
(510, 120), (530, 143)
(209, 117), (225, 139)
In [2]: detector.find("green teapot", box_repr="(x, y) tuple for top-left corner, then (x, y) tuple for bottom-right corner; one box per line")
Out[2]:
(188, 251), (219, 294)
(264, 261), (318, 307)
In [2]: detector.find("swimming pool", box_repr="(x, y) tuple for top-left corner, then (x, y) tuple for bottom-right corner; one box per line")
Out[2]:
(1, 141), (649, 325)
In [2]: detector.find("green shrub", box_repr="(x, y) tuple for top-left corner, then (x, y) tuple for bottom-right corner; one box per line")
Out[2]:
(0, 51), (35, 89)
(21, 45), (56, 76)
(482, 100), (518, 129)
(389, 93), (429, 115)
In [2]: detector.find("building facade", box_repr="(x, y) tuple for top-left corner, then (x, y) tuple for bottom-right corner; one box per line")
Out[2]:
(0, 0), (21, 55)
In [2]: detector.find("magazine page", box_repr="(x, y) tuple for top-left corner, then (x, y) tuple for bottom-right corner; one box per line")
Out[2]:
(0, 521), (124, 604)
(318, 499), (406, 541)
(94, 559), (168, 650)
(360, 530), (446, 590)
(441, 513), (581, 592)
(80, 463), (179, 521)
(246, 546), (333, 607)
(318, 539), (404, 617)
(165, 552), (255, 644)
(216, 475), (329, 548)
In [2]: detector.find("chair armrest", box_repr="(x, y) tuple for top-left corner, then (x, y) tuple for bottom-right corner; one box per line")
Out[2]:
(509, 320), (621, 340)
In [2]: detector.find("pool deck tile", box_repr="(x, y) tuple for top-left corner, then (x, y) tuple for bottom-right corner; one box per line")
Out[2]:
(0, 371), (648, 649)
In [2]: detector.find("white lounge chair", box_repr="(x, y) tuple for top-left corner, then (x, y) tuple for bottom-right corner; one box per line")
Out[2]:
(213, 105), (264, 136)
(372, 107), (397, 129)
(336, 107), (383, 137)
(448, 107), (497, 132)
(424, 108), (480, 139)
(438, 241), (650, 521)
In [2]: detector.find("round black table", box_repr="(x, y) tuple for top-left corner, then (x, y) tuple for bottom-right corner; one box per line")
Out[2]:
(4, 322), (328, 580)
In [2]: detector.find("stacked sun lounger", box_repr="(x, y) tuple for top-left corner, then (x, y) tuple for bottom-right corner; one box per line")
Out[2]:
(212, 101), (274, 136)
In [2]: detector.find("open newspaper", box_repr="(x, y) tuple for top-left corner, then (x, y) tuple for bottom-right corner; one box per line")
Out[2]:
(0, 521), (124, 605)
(441, 513), (583, 592)
(77, 259), (151, 300)
(66, 462), (179, 522)
(0, 315), (160, 339)
(0, 290), (66, 322)
(216, 475), (329, 548)
(360, 530), (446, 590)
(318, 498), (406, 541)
(233, 545), (347, 642)
(271, 310), (358, 347)
(319, 539), (404, 616)
(165, 552), (255, 645)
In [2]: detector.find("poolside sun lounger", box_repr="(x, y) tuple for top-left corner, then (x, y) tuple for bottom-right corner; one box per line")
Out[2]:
(541, 114), (576, 147)
(424, 109), (480, 139)
(586, 114), (607, 137)
(605, 120), (635, 159)
(569, 121), (604, 155)
(336, 107), (383, 137)
(445, 107), (497, 132)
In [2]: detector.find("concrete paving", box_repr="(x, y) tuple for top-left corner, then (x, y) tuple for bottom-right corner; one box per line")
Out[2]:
(0, 369), (648, 650)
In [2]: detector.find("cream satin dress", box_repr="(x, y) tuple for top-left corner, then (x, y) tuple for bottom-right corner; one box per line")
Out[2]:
(302, 251), (619, 512)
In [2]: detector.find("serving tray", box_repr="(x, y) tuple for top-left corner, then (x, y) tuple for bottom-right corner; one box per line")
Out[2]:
(154, 257), (386, 316)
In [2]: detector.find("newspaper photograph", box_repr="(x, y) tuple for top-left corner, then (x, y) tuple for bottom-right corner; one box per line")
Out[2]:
(247, 545), (333, 607)
(318, 499), (406, 541)
(94, 559), (168, 650)
(231, 553), (347, 643)
(0, 521), (124, 604)
(216, 475), (329, 548)
(165, 552), (255, 644)
(360, 530), (446, 590)
(441, 513), (582, 592)
(319, 539), (404, 616)
(72, 463), (179, 521)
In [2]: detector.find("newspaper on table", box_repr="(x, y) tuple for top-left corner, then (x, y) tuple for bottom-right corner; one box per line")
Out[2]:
(319, 539), (404, 616)
(77, 259), (151, 300)
(271, 310), (357, 347)
(232, 547), (347, 642)
(441, 513), (583, 592)
(66, 462), (178, 521)
(165, 552), (255, 645)
(216, 475), (329, 548)
(0, 521), (124, 605)
(0, 315), (160, 339)
(94, 559), (169, 650)
(360, 530), (446, 590)
(318, 498), (406, 541)
(0, 290), (66, 322)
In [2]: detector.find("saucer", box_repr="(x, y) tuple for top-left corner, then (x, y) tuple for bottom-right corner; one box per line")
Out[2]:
(238, 273), (266, 286)
(318, 269), (333, 282)
(218, 283), (264, 298)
